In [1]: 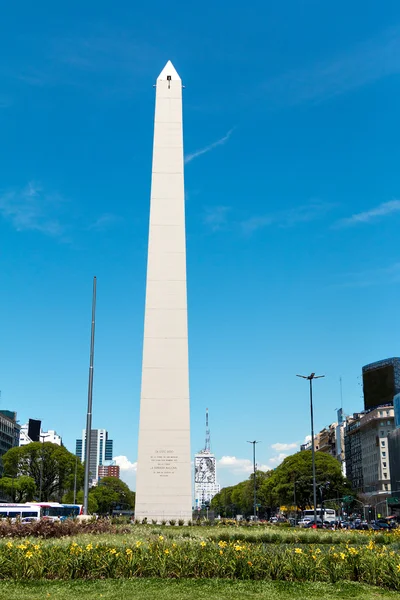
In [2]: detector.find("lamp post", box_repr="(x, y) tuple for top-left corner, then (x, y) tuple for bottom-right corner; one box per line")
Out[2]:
(247, 440), (260, 519)
(297, 373), (325, 526)
(83, 276), (97, 516)
(39, 433), (50, 502)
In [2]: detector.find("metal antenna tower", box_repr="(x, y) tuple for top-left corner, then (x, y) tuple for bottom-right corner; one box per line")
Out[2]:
(205, 408), (211, 452)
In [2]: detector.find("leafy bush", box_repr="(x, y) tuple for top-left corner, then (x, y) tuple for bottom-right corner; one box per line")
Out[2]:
(168, 520), (176, 526)
(178, 519), (185, 526)
(1, 537), (400, 589)
(0, 519), (130, 539)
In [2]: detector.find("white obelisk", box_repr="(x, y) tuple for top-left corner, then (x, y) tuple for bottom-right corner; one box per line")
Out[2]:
(135, 61), (192, 522)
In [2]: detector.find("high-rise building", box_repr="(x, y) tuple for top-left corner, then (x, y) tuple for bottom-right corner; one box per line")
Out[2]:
(19, 424), (62, 446)
(98, 462), (120, 479)
(194, 410), (220, 510)
(76, 429), (113, 485)
(362, 358), (400, 411)
(0, 410), (21, 475)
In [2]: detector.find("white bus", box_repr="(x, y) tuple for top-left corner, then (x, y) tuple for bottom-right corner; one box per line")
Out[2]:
(0, 503), (41, 521)
(302, 508), (336, 523)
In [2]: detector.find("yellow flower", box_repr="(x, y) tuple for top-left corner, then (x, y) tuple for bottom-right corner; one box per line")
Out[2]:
(315, 548), (321, 554)
(34, 544), (40, 551)
(397, 565), (400, 572)
(109, 548), (117, 555)
(247, 561), (253, 566)
(312, 555), (317, 560)
(126, 548), (133, 556)
(218, 541), (227, 548)
(220, 550), (223, 555)
(340, 553), (346, 560)
(200, 541), (207, 548)
(136, 541), (142, 548)
(172, 543), (177, 548)
(234, 545), (243, 551)
(86, 543), (93, 551)
(159, 535), (164, 541)
(6, 542), (13, 549)
(25, 551), (33, 559)
(294, 548), (302, 554)
(164, 549), (170, 554)
(17, 544), (27, 550)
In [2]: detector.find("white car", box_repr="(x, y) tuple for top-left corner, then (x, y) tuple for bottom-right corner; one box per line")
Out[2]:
(298, 517), (312, 527)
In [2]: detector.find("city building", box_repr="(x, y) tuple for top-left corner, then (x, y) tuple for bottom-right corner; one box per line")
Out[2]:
(194, 410), (220, 510)
(19, 423), (62, 446)
(362, 358), (400, 411)
(394, 393), (400, 429)
(76, 429), (113, 485)
(388, 428), (400, 503)
(0, 410), (21, 475)
(344, 414), (364, 493)
(359, 406), (394, 497)
(98, 461), (120, 480)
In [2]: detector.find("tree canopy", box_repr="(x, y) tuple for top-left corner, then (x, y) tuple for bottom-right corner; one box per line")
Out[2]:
(2, 442), (84, 502)
(211, 451), (353, 517)
(261, 450), (352, 511)
(89, 477), (135, 515)
(0, 475), (36, 502)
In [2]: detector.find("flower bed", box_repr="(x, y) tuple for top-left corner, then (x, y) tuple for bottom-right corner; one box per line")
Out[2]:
(1, 536), (400, 589)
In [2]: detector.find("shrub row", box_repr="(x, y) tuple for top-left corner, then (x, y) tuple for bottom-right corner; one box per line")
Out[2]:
(0, 519), (130, 539)
(1, 537), (400, 589)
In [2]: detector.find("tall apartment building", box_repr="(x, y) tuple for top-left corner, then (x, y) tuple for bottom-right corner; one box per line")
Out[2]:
(0, 410), (20, 475)
(76, 429), (113, 484)
(359, 406), (394, 496)
(19, 423), (62, 446)
(344, 414), (363, 493)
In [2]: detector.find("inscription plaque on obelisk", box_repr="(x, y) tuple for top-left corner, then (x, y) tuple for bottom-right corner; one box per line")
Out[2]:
(135, 61), (192, 522)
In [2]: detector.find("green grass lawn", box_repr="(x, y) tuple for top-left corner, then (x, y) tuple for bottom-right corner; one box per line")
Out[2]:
(0, 579), (398, 600)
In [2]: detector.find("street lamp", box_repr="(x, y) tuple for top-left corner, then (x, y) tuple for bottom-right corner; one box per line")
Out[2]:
(297, 373), (325, 526)
(39, 433), (51, 502)
(247, 441), (260, 519)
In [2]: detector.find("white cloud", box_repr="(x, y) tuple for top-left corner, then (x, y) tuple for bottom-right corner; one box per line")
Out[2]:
(0, 181), (65, 236)
(268, 453), (288, 466)
(218, 456), (270, 474)
(203, 206), (230, 231)
(89, 213), (121, 231)
(185, 129), (234, 164)
(337, 200), (400, 227)
(113, 455), (137, 473)
(303, 435), (312, 444)
(241, 201), (335, 234)
(271, 442), (298, 452)
(263, 26), (400, 106)
(113, 455), (137, 491)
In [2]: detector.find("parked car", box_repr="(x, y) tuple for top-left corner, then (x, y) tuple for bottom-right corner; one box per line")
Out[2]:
(304, 519), (323, 529)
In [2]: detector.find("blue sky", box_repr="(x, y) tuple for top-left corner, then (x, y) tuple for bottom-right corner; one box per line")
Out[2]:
(1, 1), (400, 490)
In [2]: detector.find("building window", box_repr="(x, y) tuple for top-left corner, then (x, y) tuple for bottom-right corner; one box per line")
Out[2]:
(379, 411), (383, 416)
(380, 422), (385, 426)
(381, 441), (385, 446)
(384, 484), (388, 490)
(384, 472), (387, 478)
(387, 421), (391, 425)
(382, 452), (386, 457)
(386, 411), (390, 416)
(381, 431), (385, 436)
(383, 462), (387, 468)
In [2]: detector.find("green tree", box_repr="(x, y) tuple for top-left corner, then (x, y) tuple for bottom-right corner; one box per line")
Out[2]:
(2, 443), (84, 501)
(211, 470), (273, 517)
(90, 477), (135, 515)
(0, 476), (36, 502)
(62, 489), (98, 514)
(260, 450), (352, 511)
